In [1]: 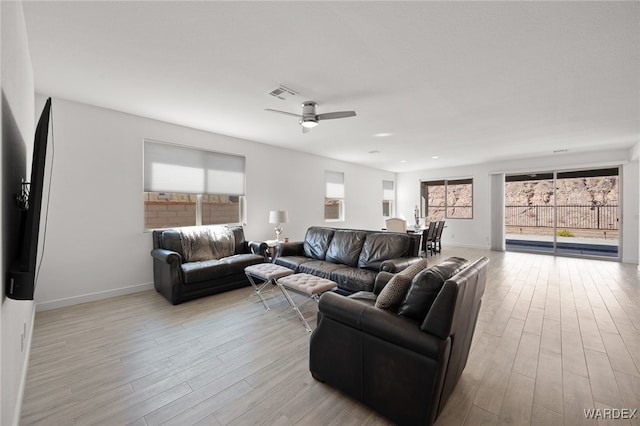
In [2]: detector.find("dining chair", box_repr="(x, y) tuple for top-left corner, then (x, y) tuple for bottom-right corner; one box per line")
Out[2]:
(385, 217), (407, 233)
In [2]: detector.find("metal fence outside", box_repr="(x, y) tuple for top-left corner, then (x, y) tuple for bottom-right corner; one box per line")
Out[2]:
(505, 205), (618, 230)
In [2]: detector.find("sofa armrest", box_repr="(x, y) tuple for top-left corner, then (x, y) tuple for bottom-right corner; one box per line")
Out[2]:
(248, 241), (268, 259)
(373, 271), (394, 295)
(380, 256), (422, 273)
(318, 292), (445, 360)
(318, 291), (369, 326)
(150, 248), (183, 305)
(275, 241), (304, 257)
(150, 248), (182, 265)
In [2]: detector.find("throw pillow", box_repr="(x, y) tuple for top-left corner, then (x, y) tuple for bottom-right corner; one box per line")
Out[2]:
(374, 258), (429, 311)
(397, 257), (468, 321)
(375, 274), (413, 311)
(398, 258), (430, 280)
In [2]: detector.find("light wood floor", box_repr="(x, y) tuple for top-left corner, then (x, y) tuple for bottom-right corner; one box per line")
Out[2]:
(21, 248), (640, 425)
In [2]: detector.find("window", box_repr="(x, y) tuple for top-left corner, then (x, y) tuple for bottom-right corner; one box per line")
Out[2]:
(143, 140), (245, 230)
(420, 178), (473, 220)
(446, 178), (473, 218)
(325, 171), (344, 221)
(382, 180), (394, 217)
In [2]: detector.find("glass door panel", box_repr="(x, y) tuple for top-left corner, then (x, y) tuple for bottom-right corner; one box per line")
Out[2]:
(555, 168), (619, 258)
(505, 172), (555, 254)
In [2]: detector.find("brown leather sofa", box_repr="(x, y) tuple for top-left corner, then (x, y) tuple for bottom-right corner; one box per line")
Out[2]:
(151, 225), (267, 304)
(309, 256), (489, 426)
(274, 226), (422, 294)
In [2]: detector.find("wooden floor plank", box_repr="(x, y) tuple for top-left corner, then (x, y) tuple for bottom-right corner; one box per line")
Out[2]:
(20, 247), (640, 426)
(497, 372), (535, 426)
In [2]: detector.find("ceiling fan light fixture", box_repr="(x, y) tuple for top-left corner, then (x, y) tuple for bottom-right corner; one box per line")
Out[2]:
(300, 119), (318, 128)
(267, 99), (355, 132)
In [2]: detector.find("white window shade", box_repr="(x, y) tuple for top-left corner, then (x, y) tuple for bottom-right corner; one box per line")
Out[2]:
(203, 154), (245, 195)
(383, 180), (394, 199)
(144, 140), (245, 195)
(325, 171), (344, 198)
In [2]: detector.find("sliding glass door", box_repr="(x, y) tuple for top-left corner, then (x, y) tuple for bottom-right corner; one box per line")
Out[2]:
(505, 167), (620, 259)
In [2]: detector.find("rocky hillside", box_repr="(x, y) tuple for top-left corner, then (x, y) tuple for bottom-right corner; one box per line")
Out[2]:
(505, 177), (618, 206)
(425, 176), (619, 229)
(505, 176), (619, 230)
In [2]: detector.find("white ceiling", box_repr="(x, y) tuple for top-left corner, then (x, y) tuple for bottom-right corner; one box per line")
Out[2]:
(23, 1), (640, 172)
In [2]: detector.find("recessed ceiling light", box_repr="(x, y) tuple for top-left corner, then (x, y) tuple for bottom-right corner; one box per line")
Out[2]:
(373, 132), (393, 137)
(432, 156), (439, 159)
(400, 160), (407, 163)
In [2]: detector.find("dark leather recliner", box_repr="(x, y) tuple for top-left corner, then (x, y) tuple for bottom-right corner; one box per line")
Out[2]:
(309, 257), (489, 426)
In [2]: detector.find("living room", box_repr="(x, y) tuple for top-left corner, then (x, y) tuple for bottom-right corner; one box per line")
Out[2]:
(2, 1), (639, 425)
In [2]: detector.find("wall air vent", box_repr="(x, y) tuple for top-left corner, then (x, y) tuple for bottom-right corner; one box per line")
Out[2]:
(267, 85), (298, 101)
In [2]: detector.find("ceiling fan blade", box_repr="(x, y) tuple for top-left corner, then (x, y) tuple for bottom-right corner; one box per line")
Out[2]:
(302, 126), (310, 134)
(316, 111), (357, 120)
(265, 108), (301, 118)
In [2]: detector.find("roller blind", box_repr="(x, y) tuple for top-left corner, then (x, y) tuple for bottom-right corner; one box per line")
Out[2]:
(383, 180), (394, 199)
(144, 140), (245, 195)
(325, 171), (344, 198)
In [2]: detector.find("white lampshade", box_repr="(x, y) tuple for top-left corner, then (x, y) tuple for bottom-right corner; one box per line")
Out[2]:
(300, 119), (318, 128)
(269, 210), (288, 224)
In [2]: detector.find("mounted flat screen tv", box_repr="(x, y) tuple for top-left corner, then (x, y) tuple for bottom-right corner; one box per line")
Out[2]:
(7, 97), (52, 300)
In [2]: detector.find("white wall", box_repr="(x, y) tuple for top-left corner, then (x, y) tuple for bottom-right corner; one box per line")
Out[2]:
(34, 97), (395, 310)
(397, 150), (639, 264)
(1, 2), (37, 425)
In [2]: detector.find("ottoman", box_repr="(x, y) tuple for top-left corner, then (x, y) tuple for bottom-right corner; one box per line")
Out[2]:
(244, 263), (294, 311)
(277, 273), (337, 332)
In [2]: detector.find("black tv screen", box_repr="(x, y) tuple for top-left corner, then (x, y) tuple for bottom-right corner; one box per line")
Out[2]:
(7, 97), (52, 300)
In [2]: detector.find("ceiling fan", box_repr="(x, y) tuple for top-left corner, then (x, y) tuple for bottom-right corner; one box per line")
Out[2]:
(265, 101), (356, 133)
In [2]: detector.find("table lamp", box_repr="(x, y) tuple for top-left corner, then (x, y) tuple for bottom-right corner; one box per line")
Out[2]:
(269, 210), (288, 242)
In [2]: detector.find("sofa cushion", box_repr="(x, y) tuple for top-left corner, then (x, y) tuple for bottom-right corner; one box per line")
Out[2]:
(274, 255), (313, 273)
(299, 260), (345, 280)
(303, 227), (335, 260)
(227, 225), (247, 254)
(375, 258), (430, 311)
(181, 259), (230, 284)
(160, 229), (184, 257)
(221, 253), (265, 274)
(330, 267), (378, 293)
(325, 230), (368, 267)
(397, 257), (468, 321)
(358, 233), (411, 270)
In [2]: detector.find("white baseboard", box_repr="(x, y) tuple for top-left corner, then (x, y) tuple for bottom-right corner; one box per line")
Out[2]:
(13, 305), (36, 426)
(36, 282), (154, 312)
(444, 242), (491, 250)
